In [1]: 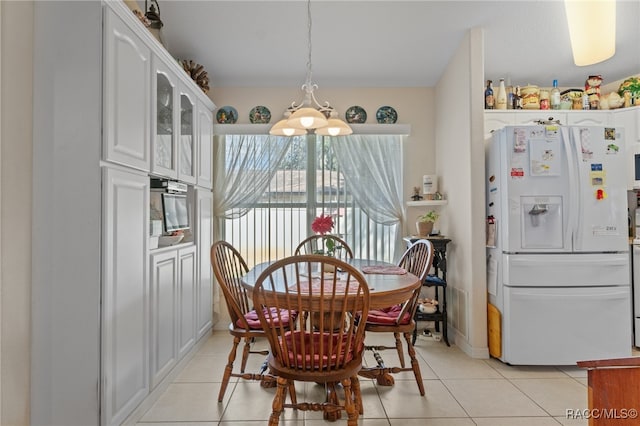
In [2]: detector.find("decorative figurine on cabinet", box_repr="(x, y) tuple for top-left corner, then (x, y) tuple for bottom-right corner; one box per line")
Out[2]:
(411, 186), (423, 201)
(585, 75), (603, 110)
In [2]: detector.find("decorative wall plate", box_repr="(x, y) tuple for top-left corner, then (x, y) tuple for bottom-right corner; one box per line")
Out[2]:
(249, 105), (271, 124)
(216, 106), (238, 124)
(345, 106), (367, 124)
(376, 106), (398, 124)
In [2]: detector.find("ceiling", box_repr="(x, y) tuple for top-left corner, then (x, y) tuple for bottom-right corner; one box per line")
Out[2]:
(158, 0), (640, 91)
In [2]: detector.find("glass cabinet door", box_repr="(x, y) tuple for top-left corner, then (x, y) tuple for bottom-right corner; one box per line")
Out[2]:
(151, 58), (178, 179)
(178, 89), (197, 184)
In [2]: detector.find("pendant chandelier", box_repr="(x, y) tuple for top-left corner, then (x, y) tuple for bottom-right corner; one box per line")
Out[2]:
(269, 0), (352, 137)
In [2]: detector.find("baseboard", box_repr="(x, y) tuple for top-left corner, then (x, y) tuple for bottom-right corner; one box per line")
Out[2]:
(452, 328), (490, 359)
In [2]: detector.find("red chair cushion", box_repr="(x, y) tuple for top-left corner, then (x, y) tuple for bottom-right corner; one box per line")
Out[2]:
(238, 307), (296, 329)
(366, 305), (411, 325)
(282, 331), (356, 369)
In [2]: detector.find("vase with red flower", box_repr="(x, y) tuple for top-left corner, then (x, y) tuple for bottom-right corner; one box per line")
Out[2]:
(311, 214), (339, 272)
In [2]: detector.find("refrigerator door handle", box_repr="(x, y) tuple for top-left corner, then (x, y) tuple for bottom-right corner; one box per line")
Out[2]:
(563, 127), (579, 249)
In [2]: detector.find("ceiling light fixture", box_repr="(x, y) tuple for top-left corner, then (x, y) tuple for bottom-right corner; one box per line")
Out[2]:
(270, 0), (352, 137)
(564, 0), (616, 66)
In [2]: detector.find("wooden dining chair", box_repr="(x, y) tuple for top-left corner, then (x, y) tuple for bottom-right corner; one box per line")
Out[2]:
(252, 254), (370, 426)
(210, 241), (296, 402)
(295, 234), (353, 261)
(363, 239), (434, 396)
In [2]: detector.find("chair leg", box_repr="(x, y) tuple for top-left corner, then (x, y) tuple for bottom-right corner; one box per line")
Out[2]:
(269, 376), (288, 426)
(351, 375), (363, 415)
(341, 377), (359, 426)
(404, 332), (425, 396)
(288, 381), (297, 405)
(324, 382), (342, 421)
(394, 332), (405, 368)
(240, 336), (251, 373)
(218, 335), (240, 402)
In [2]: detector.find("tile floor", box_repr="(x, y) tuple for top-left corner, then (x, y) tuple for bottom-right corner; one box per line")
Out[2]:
(137, 330), (638, 425)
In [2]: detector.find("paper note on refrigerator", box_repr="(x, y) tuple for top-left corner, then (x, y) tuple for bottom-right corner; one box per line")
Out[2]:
(529, 138), (560, 176)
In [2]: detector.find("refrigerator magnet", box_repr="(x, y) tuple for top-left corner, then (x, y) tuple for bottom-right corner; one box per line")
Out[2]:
(604, 128), (616, 140)
(544, 125), (559, 138)
(510, 168), (524, 178)
(590, 170), (605, 187)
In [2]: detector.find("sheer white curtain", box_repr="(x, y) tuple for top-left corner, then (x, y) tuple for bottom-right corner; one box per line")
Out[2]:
(213, 134), (294, 219)
(330, 134), (406, 258)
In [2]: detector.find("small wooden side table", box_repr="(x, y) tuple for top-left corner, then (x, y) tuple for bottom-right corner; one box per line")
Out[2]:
(404, 236), (451, 346)
(577, 357), (640, 425)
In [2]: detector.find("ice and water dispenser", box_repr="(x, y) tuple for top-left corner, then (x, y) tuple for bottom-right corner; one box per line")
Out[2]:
(520, 196), (564, 249)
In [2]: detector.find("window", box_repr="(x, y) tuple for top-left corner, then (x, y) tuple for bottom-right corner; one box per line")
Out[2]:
(214, 133), (404, 268)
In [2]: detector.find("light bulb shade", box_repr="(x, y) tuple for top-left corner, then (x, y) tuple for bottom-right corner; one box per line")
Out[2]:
(287, 107), (328, 129)
(565, 0), (616, 66)
(315, 118), (353, 136)
(270, 119), (307, 136)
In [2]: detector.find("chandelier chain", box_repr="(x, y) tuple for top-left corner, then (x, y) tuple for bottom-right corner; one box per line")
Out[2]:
(305, 0), (313, 88)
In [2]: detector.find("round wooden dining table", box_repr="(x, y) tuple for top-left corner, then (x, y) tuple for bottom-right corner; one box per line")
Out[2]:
(241, 257), (421, 419)
(241, 258), (422, 309)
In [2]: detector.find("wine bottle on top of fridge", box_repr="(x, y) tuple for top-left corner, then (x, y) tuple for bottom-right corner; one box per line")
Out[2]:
(550, 79), (561, 110)
(485, 80), (495, 109)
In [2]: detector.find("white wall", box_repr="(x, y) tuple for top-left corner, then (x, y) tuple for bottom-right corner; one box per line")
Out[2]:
(0, 1), (33, 424)
(434, 27), (489, 358)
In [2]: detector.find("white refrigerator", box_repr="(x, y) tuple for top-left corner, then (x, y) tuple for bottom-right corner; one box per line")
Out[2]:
(486, 125), (632, 365)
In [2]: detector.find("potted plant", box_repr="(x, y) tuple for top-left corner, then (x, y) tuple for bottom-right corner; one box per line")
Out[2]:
(416, 210), (439, 237)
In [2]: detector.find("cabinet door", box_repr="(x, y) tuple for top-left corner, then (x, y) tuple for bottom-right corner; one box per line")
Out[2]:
(178, 86), (197, 184)
(513, 111), (566, 125)
(615, 107), (640, 144)
(484, 112), (513, 139)
(614, 107), (640, 190)
(151, 56), (178, 179)
(178, 246), (197, 358)
(196, 189), (213, 338)
(102, 167), (149, 426)
(566, 111), (612, 126)
(149, 250), (178, 388)
(103, 8), (151, 171)
(197, 101), (214, 189)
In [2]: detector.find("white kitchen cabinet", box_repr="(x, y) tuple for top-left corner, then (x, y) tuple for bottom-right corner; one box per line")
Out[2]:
(197, 101), (214, 189)
(151, 56), (179, 179)
(484, 111), (567, 139)
(566, 111), (613, 126)
(484, 111), (513, 139)
(103, 6), (151, 172)
(178, 86), (198, 185)
(151, 64), (210, 185)
(513, 111), (564, 125)
(195, 189), (214, 338)
(32, 2), (215, 425)
(177, 246), (197, 358)
(149, 244), (197, 387)
(149, 250), (178, 388)
(614, 106), (640, 190)
(102, 167), (150, 426)
(616, 106), (640, 145)
(485, 110), (616, 136)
